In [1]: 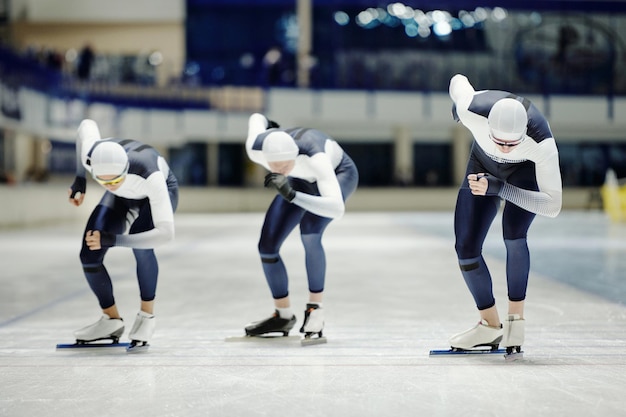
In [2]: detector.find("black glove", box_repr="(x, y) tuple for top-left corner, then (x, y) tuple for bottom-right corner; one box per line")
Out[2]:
(267, 119), (280, 129)
(478, 174), (504, 196)
(264, 173), (296, 202)
(69, 176), (86, 199)
(99, 231), (116, 248)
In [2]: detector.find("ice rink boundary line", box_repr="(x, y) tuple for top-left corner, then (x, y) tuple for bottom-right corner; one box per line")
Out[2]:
(0, 288), (88, 329)
(0, 238), (204, 329)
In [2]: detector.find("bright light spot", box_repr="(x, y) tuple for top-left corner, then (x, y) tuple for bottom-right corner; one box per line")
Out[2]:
(263, 48), (282, 65)
(405, 23), (419, 37)
(388, 2), (406, 17)
(430, 10), (447, 23)
(459, 10), (475, 27)
(334, 11), (350, 26)
(413, 10), (432, 27)
(418, 26), (431, 38)
(529, 12), (542, 25)
(433, 21), (452, 37)
(239, 53), (254, 69)
(491, 7), (507, 22)
(148, 51), (163, 66)
(473, 7), (489, 22)
(185, 62), (199, 76)
(356, 10), (375, 27)
(65, 48), (77, 62)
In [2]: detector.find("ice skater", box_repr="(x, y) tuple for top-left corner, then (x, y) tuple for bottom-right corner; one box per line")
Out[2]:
(67, 119), (178, 351)
(243, 113), (358, 343)
(447, 74), (562, 357)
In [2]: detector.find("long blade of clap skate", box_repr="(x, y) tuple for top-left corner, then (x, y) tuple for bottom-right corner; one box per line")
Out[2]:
(301, 336), (327, 346)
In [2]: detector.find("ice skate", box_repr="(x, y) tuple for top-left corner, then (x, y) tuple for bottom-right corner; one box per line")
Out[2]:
(73, 314), (124, 344)
(300, 304), (327, 346)
(448, 319), (502, 351)
(244, 310), (296, 337)
(126, 311), (155, 353)
(502, 314), (525, 361)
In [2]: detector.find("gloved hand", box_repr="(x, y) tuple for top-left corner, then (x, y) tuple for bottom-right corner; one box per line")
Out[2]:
(478, 174), (503, 196)
(264, 173), (296, 202)
(267, 119), (280, 129)
(69, 176), (86, 198)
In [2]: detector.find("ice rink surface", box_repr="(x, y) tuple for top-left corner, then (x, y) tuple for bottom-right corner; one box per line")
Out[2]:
(1, 210), (625, 417)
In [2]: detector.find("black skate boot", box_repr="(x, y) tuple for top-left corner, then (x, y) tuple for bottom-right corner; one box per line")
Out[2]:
(245, 310), (296, 337)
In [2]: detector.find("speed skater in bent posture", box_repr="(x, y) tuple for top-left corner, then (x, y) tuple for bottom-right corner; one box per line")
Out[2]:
(244, 113), (359, 342)
(67, 119), (178, 350)
(447, 74), (562, 356)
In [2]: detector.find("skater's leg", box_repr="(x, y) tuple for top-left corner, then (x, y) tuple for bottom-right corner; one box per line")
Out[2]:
(309, 292), (323, 304)
(128, 201), (160, 313)
(502, 201), (535, 311)
(508, 300), (524, 317)
(454, 187), (501, 324)
(478, 305), (500, 328)
(140, 300), (154, 315)
(102, 305), (122, 319)
(299, 213), (332, 295)
(80, 196), (127, 314)
(258, 196), (305, 301)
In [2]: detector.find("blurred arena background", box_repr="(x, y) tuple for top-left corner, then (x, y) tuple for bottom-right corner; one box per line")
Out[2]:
(1, 0), (626, 227)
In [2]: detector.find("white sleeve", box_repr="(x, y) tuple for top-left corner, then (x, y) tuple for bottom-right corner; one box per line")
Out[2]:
(449, 74), (475, 105)
(115, 221), (174, 249)
(76, 119), (101, 176)
(245, 113), (270, 169)
(114, 173), (175, 248)
(498, 139), (563, 218)
(291, 154), (345, 219)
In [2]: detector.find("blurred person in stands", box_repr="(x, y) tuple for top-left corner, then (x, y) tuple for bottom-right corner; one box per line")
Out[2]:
(76, 43), (95, 81)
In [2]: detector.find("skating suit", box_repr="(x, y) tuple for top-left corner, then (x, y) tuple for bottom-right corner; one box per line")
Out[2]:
(246, 113), (359, 298)
(77, 136), (178, 308)
(449, 74), (562, 309)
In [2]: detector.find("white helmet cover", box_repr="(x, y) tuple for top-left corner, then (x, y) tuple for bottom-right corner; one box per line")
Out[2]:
(90, 141), (129, 177)
(488, 98), (528, 141)
(262, 131), (299, 162)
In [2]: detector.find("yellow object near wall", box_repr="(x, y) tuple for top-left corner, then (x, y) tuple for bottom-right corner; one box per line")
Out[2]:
(600, 171), (626, 222)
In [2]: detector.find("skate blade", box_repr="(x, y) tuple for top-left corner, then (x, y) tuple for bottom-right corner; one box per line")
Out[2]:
(504, 351), (524, 362)
(225, 335), (300, 342)
(56, 342), (130, 349)
(126, 342), (150, 353)
(301, 336), (327, 346)
(429, 347), (506, 356)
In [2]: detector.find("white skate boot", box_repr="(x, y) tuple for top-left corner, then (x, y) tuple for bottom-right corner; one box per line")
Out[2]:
(449, 319), (502, 351)
(74, 314), (124, 344)
(300, 304), (327, 346)
(502, 314), (525, 360)
(127, 311), (155, 352)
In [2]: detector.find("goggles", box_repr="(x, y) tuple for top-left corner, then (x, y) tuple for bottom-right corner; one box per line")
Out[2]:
(490, 133), (525, 147)
(92, 163), (129, 186)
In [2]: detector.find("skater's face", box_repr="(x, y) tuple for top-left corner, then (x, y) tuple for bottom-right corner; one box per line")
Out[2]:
(268, 160), (295, 176)
(489, 132), (524, 154)
(94, 173), (126, 190)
